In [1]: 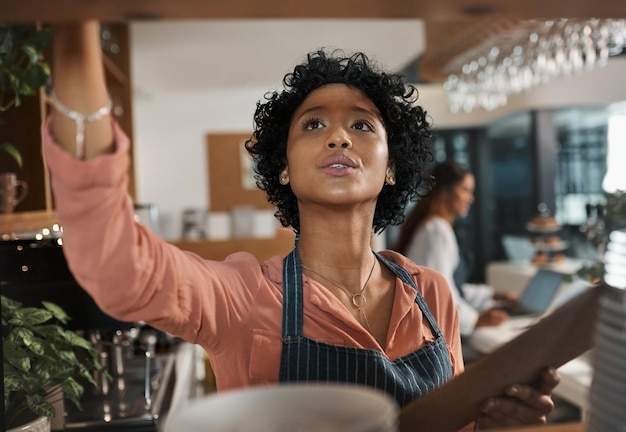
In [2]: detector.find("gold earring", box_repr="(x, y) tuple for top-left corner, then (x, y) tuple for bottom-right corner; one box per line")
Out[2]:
(279, 171), (289, 185)
(386, 168), (396, 186)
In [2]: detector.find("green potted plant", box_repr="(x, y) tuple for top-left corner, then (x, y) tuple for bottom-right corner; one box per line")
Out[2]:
(2, 295), (108, 431)
(0, 23), (52, 112)
(0, 23), (51, 213)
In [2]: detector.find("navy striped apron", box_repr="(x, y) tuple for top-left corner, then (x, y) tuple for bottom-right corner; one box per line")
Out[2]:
(279, 247), (453, 407)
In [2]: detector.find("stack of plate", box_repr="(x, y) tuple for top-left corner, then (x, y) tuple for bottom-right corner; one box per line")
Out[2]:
(164, 384), (399, 432)
(588, 229), (626, 432)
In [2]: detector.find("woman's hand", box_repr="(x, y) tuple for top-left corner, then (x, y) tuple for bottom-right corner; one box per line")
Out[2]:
(493, 291), (521, 309)
(476, 309), (509, 327)
(476, 367), (560, 429)
(493, 290), (520, 302)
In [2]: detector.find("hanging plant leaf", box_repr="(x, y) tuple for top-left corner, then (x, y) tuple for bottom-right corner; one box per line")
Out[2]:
(1, 142), (23, 168)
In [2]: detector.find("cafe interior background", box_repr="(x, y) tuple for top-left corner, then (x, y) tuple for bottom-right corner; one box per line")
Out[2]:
(3, 1), (626, 430)
(3, 11), (626, 281)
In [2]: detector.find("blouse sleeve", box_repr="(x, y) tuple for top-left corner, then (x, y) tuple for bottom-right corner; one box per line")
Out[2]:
(42, 118), (260, 352)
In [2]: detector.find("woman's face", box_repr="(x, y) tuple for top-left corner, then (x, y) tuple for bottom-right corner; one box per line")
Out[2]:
(284, 84), (389, 208)
(446, 173), (475, 218)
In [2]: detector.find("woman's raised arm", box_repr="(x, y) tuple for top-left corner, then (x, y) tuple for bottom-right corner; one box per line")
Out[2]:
(50, 21), (113, 159)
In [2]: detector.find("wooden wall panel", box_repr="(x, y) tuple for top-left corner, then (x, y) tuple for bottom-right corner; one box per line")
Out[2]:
(206, 133), (274, 212)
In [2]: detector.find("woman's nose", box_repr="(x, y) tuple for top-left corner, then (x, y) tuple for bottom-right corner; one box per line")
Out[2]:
(326, 128), (352, 149)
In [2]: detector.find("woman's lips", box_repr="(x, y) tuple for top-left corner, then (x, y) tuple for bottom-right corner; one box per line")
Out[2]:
(320, 154), (358, 176)
(322, 165), (355, 176)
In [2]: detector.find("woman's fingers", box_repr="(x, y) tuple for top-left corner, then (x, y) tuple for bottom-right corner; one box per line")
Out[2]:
(477, 368), (560, 428)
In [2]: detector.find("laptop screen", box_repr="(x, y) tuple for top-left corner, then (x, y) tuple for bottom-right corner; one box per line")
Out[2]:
(518, 269), (564, 314)
(501, 235), (537, 262)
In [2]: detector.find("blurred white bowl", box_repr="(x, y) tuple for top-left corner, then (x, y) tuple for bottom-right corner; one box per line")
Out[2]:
(164, 383), (399, 432)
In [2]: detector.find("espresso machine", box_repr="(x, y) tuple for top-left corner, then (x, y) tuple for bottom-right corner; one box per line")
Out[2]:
(1, 236), (177, 431)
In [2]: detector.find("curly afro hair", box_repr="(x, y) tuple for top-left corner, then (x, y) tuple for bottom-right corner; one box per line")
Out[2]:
(245, 49), (434, 234)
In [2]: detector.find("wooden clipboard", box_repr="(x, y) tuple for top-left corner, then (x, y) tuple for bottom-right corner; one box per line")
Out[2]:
(399, 283), (607, 432)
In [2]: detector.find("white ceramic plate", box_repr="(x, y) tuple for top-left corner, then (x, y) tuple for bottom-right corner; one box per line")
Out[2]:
(593, 335), (626, 369)
(589, 391), (626, 425)
(597, 308), (626, 331)
(591, 366), (626, 399)
(595, 321), (626, 345)
(594, 329), (626, 358)
(164, 384), (399, 432)
(599, 295), (626, 315)
(592, 348), (626, 381)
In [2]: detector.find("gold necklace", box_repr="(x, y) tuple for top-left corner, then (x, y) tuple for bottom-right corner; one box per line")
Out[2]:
(301, 253), (377, 333)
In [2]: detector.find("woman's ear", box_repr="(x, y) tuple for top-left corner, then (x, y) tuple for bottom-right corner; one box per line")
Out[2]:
(279, 168), (290, 185)
(385, 167), (396, 186)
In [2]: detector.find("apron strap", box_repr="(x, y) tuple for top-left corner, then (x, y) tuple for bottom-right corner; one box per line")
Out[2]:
(374, 251), (444, 339)
(282, 247), (304, 340)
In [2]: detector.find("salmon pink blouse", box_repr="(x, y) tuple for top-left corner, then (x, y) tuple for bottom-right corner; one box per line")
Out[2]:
(42, 120), (464, 392)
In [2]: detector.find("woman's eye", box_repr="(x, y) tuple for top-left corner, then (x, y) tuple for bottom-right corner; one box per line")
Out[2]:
(353, 121), (373, 132)
(304, 118), (323, 130)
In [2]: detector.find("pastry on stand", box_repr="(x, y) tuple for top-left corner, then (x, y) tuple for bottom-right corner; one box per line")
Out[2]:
(526, 213), (568, 267)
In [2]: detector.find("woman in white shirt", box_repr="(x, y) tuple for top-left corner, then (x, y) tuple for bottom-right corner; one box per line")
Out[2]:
(394, 161), (516, 338)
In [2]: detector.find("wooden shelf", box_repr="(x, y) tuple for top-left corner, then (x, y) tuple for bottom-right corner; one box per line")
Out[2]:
(170, 228), (295, 262)
(0, 210), (59, 237)
(3, 0), (626, 22)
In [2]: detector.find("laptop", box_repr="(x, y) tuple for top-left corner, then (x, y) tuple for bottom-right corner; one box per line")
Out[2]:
(501, 235), (537, 262)
(504, 268), (564, 317)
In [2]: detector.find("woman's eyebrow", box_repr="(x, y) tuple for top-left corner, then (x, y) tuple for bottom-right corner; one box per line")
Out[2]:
(352, 105), (383, 120)
(294, 105), (325, 118)
(295, 104), (382, 119)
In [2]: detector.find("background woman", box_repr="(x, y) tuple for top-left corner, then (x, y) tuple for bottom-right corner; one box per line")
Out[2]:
(395, 160), (518, 339)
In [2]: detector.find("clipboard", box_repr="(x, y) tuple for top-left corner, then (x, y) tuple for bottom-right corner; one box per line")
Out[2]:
(399, 282), (607, 432)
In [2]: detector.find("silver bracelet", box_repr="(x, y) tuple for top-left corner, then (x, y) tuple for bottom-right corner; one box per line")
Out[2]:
(47, 91), (112, 159)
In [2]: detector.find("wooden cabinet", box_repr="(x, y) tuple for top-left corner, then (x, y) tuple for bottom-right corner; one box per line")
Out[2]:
(0, 23), (134, 235)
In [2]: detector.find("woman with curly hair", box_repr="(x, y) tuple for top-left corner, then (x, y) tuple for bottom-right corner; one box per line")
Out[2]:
(45, 21), (558, 431)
